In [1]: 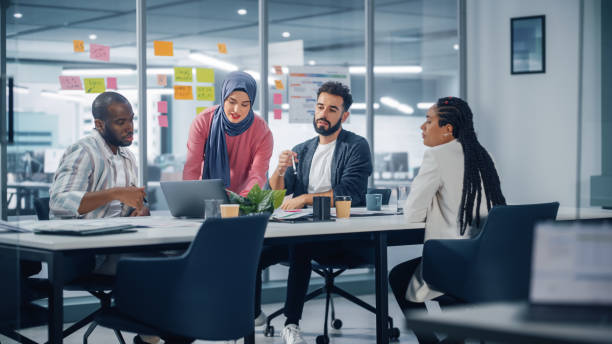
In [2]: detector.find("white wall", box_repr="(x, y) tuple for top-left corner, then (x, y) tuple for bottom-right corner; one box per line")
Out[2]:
(467, 0), (601, 207)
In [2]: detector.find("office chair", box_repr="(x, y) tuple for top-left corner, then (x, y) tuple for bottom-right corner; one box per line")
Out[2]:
(264, 189), (400, 344)
(422, 202), (560, 303)
(89, 214), (268, 343)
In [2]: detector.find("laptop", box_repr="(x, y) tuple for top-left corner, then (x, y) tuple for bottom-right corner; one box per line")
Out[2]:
(160, 179), (228, 218)
(526, 220), (612, 323)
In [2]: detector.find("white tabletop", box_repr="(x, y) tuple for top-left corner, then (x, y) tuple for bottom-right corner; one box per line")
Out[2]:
(0, 214), (423, 251)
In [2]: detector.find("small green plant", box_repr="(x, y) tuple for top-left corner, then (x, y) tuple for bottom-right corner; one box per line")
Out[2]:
(227, 184), (286, 215)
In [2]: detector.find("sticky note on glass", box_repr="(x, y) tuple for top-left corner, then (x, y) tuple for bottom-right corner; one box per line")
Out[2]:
(157, 74), (167, 86)
(153, 40), (173, 56)
(274, 65), (283, 75)
(157, 101), (168, 113)
(217, 43), (227, 54)
(90, 44), (110, 62)
(174, 85), (193, 100)
(84, 78), (106, 93)
(73, 40), (84, 53)
(273, 93), (282, 105)
(59, 76), (83, 90)
(158, 115), (168, 127)
(196, 86), (215, 101)
(174, 67), (192, 82)
(274, 109), (282, 120)
(196, 68), (214, 83)
(106, 77), (117, 90)
(196, 106), (208, 115)
(274, 80), (284, 90)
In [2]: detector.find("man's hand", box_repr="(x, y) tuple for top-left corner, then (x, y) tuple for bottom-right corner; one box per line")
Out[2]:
(280, 194), (307, 210)
(113, 186), (146, 209)
(129, 206), (150, 217)
(276, 150), (298, 176)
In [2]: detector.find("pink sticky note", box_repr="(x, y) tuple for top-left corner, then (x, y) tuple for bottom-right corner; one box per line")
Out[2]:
(58, 76), (83, 90)
(90, 43), (110, 62)
(274, 109), (282, 120)
(273, 93), (282, 105)
(158, 115), (168, 127)
(157, 101), (168, 113)
(106, 77), (117, 90)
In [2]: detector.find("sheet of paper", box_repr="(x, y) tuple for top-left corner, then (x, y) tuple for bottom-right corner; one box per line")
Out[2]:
(106, 77), (117, 90)
(73, 40), (84, 52)
(157, 74), (167, 86)
(153, 40), (173, 56)
(89, 43), (110, 62)
(217, 43), (227, 54)
(273, 93), (282, 105)
(174, 67), (193, 82)
(196, 86), (215, 101)
(158, 115), (168, 127)
(157, 101), (168, 113)
(196, 68), (214, 83)
(59, 76), (83, 90)
(174, 85), (193, 100)
(274, 108), (282, 120)
(84, 78), (106, 93)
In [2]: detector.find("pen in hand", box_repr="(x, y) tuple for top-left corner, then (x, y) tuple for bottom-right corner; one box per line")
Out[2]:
(291, 154), (298, 175)
(130, 183), (148, 203)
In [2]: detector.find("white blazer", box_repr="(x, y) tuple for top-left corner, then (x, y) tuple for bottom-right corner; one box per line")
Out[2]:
(403, 139), (488, 302)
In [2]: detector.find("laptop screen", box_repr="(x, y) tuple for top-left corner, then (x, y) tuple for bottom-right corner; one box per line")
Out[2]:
(530, 221), (612, 306)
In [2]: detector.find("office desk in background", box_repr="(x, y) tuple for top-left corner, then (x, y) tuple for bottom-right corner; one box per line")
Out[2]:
(0, 214), (425, 344)
(405, 302), (612, 344)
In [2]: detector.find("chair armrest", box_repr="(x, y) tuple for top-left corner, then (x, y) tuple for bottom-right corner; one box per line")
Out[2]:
(422, 239), (478, 300)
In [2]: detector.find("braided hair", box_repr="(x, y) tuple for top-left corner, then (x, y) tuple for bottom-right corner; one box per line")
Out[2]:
(435, 96), (506, 235)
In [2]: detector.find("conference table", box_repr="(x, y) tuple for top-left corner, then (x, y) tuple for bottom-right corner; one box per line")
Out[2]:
(0, 211), (425, 344)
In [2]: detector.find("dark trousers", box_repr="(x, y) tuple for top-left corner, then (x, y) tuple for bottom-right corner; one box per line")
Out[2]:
(256, 244), (312, 325)
(389, 258), (460, 344)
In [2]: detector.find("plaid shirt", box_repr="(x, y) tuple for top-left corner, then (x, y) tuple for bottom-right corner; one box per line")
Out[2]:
(49, 130), (138, 219)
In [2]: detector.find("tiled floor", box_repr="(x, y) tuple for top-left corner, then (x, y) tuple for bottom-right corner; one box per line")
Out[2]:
(1, 293), (422, 343)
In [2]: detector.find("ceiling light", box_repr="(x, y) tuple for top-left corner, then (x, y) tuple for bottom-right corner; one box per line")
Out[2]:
(453, 44), (460, 51)
(417, 102), (435, 110)
(282, 103), (290, 110)
(244, 70), (260, 80)
(349, 66), (422, 74)
(350, 103), (380, 110)
(6, 85), (29, 94)
(13, 13), (23, 19)
(62, 68), (135, 76)
(282, 32), (291, 38)
(89, 34), (97, 40)
(380, 97), (414, 114)
(237, 9), (247, 15)
(41, 91), (88, 103)
(189, 52), (238, 71)
(146, 68), (174, 75)
(308, 60), (316, 66)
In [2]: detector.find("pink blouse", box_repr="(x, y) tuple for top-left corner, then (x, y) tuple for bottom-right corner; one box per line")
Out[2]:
(183, 106), (274, 196)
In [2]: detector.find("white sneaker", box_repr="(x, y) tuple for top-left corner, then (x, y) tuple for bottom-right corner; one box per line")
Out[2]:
(254, 311), (267, 327)
(281, 324), (307, 344)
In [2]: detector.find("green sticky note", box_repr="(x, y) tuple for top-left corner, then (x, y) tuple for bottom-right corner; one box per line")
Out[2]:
(84, 78), (106, 93)
(196, 68), (214, 83)
(196, 106), (208, 115)
(174, 67), (193, 82)
(196, 86), (215, 101)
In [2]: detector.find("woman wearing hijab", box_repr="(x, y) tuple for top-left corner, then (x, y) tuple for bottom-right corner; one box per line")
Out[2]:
(183, 71), (273, 196)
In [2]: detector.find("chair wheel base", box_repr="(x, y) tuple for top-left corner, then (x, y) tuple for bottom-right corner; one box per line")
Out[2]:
(316, 335), (330, 344)
(389, 327), (401, 341)
(264, 325), (274, 337)
(331, 318), (343, 329)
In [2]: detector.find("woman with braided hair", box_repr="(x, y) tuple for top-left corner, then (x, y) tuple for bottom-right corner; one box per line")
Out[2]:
(389, 96), (506, 343)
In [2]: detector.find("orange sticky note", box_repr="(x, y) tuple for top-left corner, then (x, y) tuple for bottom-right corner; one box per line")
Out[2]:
(158, 115), (168, 127)
(157, 74), (167, 86)
(217, 43), (227, 54)
(73, 40), (84, 53)
(274, 80), (284, 90)
(274, 65), (283, 75)
(153, 41), (173, 56)
(174, 85), (193, 100)
(274, 109), (282, 120)
(106, 77), (117, 90)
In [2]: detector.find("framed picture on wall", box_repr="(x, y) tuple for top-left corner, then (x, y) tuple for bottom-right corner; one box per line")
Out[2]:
(511, 15), (545, 74)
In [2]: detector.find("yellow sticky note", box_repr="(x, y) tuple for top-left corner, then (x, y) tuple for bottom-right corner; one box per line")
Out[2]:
(274, 80), (284, 90)
(217, 43), (227, 54)
(73, 40), (84, 53)
(154, 41), (173, 56)
(196, 68), (214, 83)
(196, 86), (215, 101)
(196, 106), (208, 115)
(174, 67), (193, 82)
(84, 78), (106, 93)
(174, 85), (193, 100)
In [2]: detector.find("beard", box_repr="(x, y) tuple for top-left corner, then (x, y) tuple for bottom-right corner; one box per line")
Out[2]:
(313, 117), (342, 136)
(101, 127), (132, 147)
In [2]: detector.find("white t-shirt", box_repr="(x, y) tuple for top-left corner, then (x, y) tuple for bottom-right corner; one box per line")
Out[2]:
(107, 153), (128, 217)
(308, 140), (337, 194)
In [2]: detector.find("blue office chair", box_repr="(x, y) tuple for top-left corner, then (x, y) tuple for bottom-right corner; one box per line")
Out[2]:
(89, 214), (269, 343)
(422, 202), (560, 303)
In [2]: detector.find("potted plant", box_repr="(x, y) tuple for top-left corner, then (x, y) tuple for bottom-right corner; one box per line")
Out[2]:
(227, 184), (285, 216)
